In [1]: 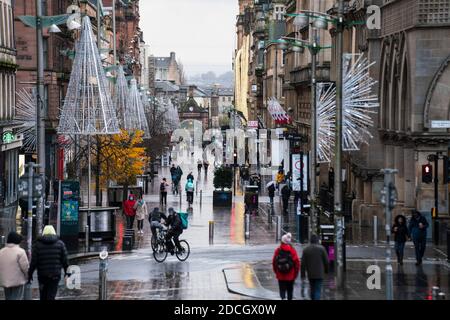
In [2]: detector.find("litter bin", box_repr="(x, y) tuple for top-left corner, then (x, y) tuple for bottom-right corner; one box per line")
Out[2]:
(122, 229), (135, 251)
(244, 186), (259, 215)
(320, 224), (335, 267)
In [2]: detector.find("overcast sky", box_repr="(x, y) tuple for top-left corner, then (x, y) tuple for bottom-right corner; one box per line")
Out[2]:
(140, 0), (238, 77)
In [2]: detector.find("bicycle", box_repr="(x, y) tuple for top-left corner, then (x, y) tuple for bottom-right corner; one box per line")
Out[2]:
(152, 229), (190, 263)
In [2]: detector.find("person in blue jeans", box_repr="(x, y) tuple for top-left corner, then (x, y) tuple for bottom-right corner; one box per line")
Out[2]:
(408, 210), (429, 265)
(392, 214), (410, 265)
(301, 235), (329, 300)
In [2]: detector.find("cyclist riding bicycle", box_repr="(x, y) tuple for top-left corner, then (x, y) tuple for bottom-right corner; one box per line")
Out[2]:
(149, 207), (167, 238)
(185, 178), (195, 205)
(165, 207), (183, 255)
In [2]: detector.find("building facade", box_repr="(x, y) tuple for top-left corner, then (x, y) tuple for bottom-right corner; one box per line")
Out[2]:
(151, 52), (181, 85)
(0, 0), (22, 219)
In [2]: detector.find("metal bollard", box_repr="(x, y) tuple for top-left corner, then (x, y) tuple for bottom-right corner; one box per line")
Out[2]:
(85, 225), (89, 253)
(268, 207), (272, 228)
(245, 214), (250, 240)
(99, 250), (108, 300)
(373, 216), (378, 244)
(0, 236), (5, 249)
(209, 221), (214, 245)
(200, 190), (203, 207)
(432, 286), (440, 300)
(438, 292), (446, 300)
(275, 216), (282, 242)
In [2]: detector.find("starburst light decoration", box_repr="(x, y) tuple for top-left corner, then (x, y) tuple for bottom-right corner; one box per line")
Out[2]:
(316, 53), (379, 162)
(15, 88), (37, 153)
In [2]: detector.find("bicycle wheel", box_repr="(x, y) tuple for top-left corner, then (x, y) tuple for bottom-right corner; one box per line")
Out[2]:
(153, 241), (168, 263)
(151, 235), (157, 252)
(175, 240), (190, 261)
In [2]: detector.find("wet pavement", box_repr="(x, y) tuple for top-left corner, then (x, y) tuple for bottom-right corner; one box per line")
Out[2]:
(1, 151), (449, 300)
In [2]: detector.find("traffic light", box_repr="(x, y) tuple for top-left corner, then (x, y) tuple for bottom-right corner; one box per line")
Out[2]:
(422, 164), (433, 184)
(443, 156), (450, 184)
(380, 183), (397, 210)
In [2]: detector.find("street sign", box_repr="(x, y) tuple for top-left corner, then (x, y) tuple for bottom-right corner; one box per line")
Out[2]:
(284, 132), (306, 141)
(431, 120), (450, 128)
(248, 121), (258, 129)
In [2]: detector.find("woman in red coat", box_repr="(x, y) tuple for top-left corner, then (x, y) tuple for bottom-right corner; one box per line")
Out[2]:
(272, 232), (300, 300)
(123, 194), (137, 229)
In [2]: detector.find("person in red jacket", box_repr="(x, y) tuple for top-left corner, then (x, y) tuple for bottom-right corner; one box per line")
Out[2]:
(123, 194), (137, 229)
(272, 232), (300, 300)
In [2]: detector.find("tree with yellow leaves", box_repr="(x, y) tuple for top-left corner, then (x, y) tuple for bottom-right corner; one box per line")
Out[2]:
(99, 129), (149, 201)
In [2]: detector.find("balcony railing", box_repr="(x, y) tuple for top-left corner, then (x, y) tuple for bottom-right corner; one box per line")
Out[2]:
(290, 64), (331, 86)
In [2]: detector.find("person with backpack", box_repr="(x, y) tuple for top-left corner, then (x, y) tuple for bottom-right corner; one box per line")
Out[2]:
(0, 232), (29, 300)
(187, 172), (194, 183)
(272, 233), (300, 300)
(160, 178), (169, 207)
(165, 208), (184, 255)
(197, 160), (203, 175)
(28, 226), (69, 300)
(185, 178), (195, 205)
(301, 235), (329, 300)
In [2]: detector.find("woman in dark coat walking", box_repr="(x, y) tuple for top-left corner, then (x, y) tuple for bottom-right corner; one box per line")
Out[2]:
(392, 214), (410, 265)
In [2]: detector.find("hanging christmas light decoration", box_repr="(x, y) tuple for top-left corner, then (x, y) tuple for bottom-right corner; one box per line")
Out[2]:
(124, 78), (150, 138)
(113, 65), (128, 129)
(316, 82), (335, 163)
(15, 88), (37, 153)
(316, 53), (379, 162)
(267, 97), (292, 125)
(57, 16), (120, 135)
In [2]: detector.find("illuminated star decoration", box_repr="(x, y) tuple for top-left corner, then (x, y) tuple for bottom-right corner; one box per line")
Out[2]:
(15, 88), (37, 153)
(316, 53), (379, 162)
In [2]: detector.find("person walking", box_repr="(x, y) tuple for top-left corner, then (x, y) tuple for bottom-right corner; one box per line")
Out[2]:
(185, 178), (195, 205)
(187, 171), (194, 183)
(134, 195), (148, 235)
(301, 235), (329, 300)
(160, 178), (169, 207)
(276, 170), (285, 190)
(123, 194), (137, 229)
(392, 214), (410, 265)
(408, 210), (429, 265)
(267, 181), (276, 209)
(272, 233), (300, 300)
(197, 160), (203, 175)
(203, 160), (209, 175)
(28, 226), (69, 300)
(0, 232), (29, 300)
(281, 184), (291, 215)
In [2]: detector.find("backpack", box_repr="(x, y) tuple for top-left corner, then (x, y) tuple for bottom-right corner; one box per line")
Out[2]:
(186, 181), (194, 192)
(275, 249), (294, 274)
(160, 182), (166, 192)
(178, 212), (188, 230)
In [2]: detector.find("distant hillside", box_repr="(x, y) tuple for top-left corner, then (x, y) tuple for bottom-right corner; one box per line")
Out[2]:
(188, 71), (234, 87)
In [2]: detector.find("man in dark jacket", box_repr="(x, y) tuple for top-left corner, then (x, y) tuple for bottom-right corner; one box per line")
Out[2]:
(28, 225), (69, 300)
(281, 184), (291, 215)
(165, 208), (183, 255)
(267, 183), (276, 208)
(301, 235), (329, 300)
(408, 210), (429, 265)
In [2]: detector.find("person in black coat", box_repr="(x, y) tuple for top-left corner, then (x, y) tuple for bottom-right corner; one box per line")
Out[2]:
(28, 225), (69, 300)
(281, 185), (291, 215)
(392, 215), (410, 265)
(165, 208), (183, 255)
(267, 183), (276, 208)
(408, 210), (429, 265)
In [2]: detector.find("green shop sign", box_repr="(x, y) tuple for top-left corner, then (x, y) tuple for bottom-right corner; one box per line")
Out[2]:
(2, 131), (16, 144)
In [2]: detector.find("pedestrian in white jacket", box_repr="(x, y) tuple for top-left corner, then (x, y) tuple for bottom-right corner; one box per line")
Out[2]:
(134, 196), (148, 235)
(0, 232), (29, 300)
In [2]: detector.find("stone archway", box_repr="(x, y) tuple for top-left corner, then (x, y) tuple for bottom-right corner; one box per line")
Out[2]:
(424, 54), (450, 129)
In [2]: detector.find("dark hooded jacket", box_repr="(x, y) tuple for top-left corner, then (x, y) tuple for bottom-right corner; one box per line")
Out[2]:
(28, 235), (69, 279)
(392, 215), (410, 243)
(408, 211), (429, 240)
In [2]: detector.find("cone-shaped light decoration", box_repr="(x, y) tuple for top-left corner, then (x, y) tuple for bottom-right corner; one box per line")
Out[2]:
(124, 79), (150, 138)
(113, 65), (128, 129)
(165, 98), (180, 133)
(57, 16), (120, 135)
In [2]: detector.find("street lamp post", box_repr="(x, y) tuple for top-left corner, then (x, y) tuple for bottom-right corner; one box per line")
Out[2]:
(35, 0), (46, 236)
